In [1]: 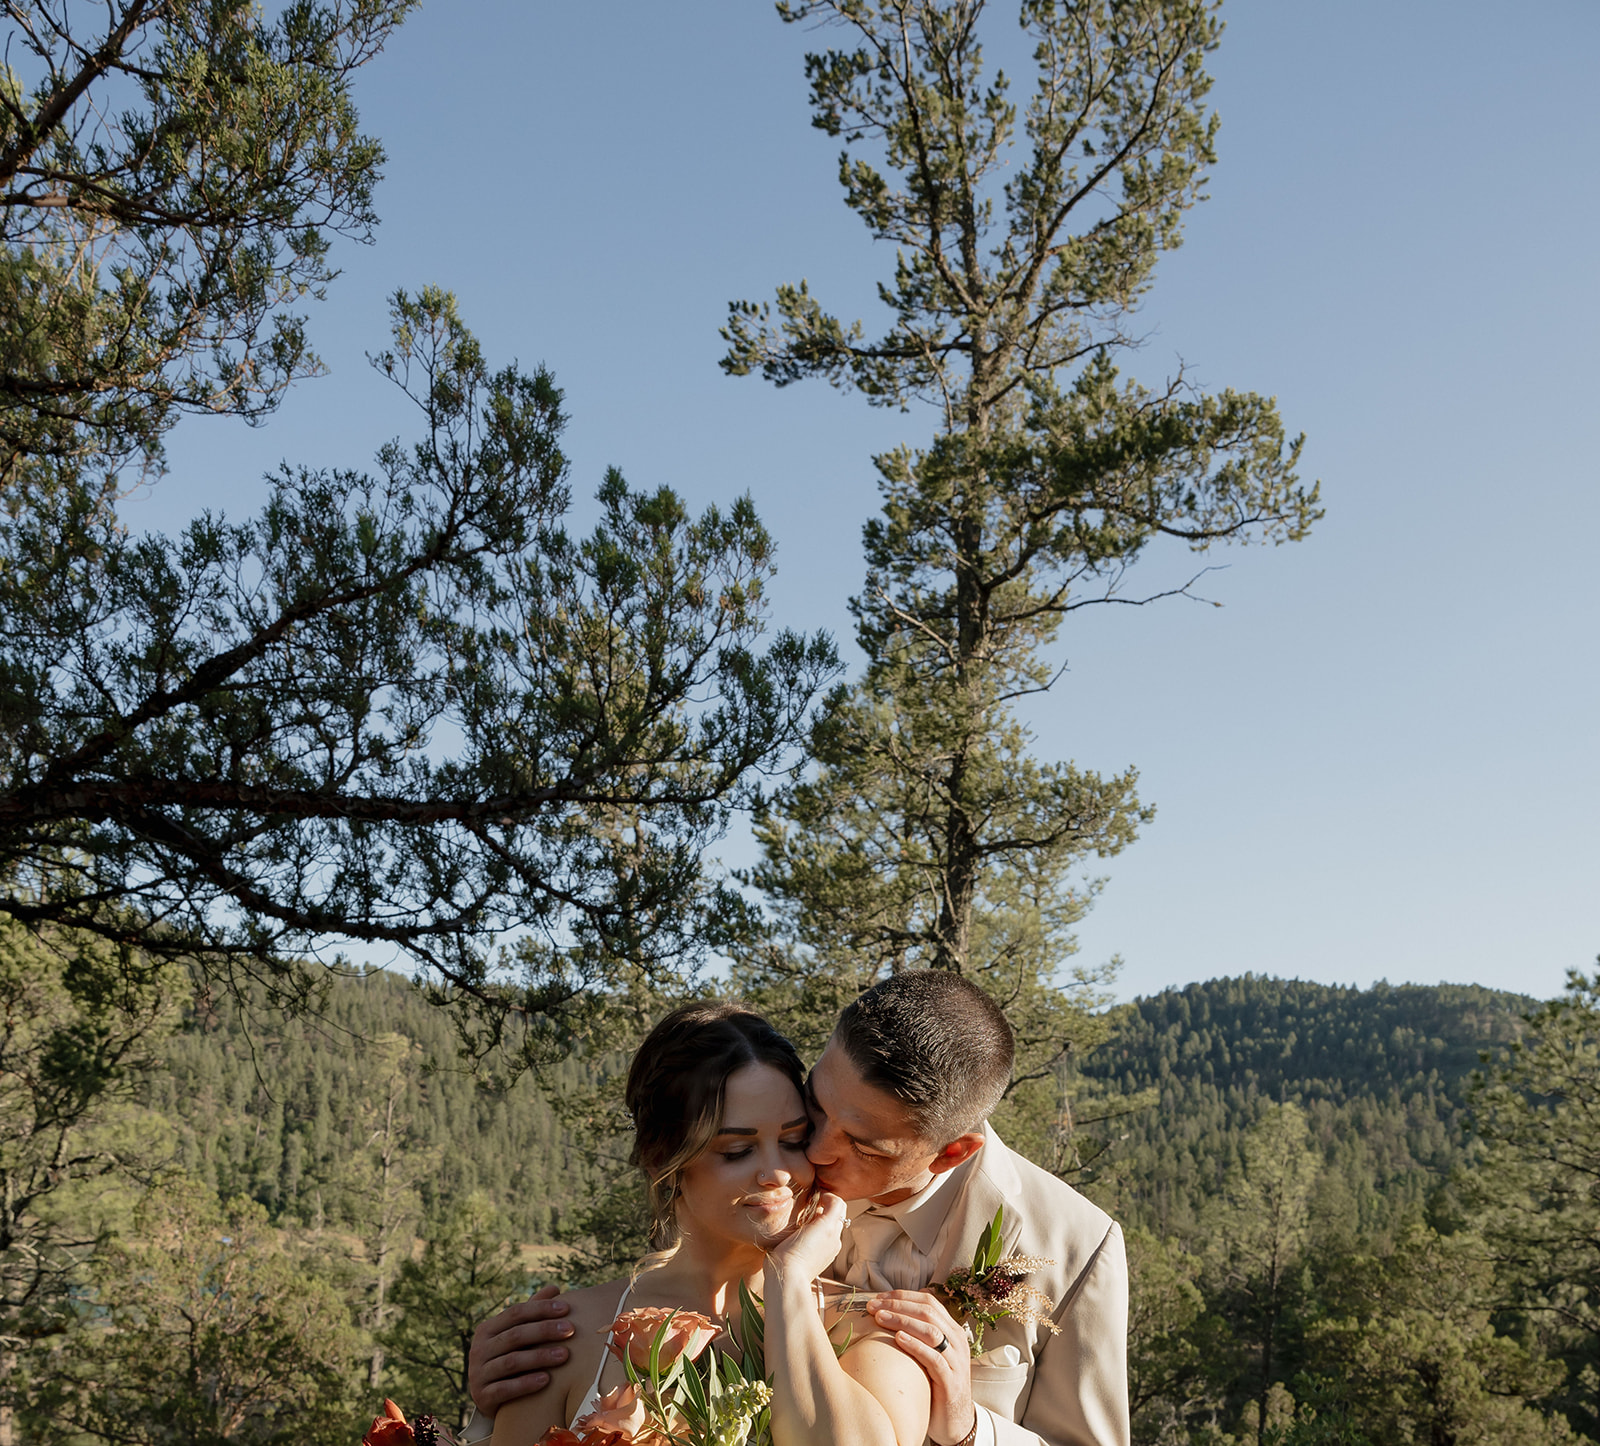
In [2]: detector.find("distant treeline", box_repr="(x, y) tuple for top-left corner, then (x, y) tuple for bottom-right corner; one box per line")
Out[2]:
(144, 970), (609, 1244)
(1082, 974), (1533, 1239)
(145, 970), (1535, 1253)
(100, 967), (1583, 1445)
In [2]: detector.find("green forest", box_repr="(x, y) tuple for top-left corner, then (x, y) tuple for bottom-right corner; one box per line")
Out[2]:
(153, 971), (604, 1246)
(1075, 976), (1592, 1443)
(10, 942), (1599, 1445)
(0, 4), (1592, 1446)
(1083, 975), (1533, 1239)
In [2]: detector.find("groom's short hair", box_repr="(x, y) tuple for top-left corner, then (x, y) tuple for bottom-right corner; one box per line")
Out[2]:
(832, 970), (1014, 1145)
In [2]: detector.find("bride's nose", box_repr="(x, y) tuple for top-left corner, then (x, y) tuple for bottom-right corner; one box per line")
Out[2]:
(756, 1161), (792, 1187)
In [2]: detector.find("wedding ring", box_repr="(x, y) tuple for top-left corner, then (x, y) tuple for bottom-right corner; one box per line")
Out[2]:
(935, 1334), (950, 1353)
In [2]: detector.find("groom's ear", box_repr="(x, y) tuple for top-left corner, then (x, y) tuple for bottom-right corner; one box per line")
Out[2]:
(926, 1132), (986, 1176)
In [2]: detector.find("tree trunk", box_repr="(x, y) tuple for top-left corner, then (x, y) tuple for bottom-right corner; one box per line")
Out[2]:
(369, 1084), (399, 1387)
(0, 1347), (16, 1446)
(935, 351), (994, 973)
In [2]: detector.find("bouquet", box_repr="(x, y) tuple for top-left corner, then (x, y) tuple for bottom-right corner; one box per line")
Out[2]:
(536, 1283), (774, 1446)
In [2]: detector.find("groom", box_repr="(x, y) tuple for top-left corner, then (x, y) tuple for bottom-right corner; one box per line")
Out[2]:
(464, 972), (1130, 1446)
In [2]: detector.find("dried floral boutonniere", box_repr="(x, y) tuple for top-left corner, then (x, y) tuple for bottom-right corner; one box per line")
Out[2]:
(936, 1208), (1059, 1356)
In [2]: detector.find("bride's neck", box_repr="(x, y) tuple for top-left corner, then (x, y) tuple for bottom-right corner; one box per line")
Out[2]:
(640, 1237), (768, 1317)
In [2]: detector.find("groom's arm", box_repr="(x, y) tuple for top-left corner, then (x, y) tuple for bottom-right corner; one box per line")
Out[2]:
(994, 1219), (1130, 1446)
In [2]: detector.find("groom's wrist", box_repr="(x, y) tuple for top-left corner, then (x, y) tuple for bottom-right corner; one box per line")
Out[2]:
(934, 1411), (980, 1446)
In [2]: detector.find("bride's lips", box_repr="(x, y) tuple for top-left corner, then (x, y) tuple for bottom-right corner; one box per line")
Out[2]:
(740, 1193), (795, 1212)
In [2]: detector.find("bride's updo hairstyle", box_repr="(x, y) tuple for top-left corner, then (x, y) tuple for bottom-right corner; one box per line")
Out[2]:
(626, 999), (808, 1256)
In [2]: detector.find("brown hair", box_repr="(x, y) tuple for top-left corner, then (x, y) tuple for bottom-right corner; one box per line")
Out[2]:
(832, 970), (1014, 1145)
(625, 999), (808, 1255)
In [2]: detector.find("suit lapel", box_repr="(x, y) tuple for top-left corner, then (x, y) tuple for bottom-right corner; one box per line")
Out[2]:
(927, 1125), (1026, 1280)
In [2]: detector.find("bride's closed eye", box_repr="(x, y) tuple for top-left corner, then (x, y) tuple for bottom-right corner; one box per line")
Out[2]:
(720, 1135), (809, 1162)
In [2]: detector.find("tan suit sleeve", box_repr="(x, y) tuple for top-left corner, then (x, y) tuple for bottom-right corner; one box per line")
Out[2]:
(987, 1220), (1130, 1446)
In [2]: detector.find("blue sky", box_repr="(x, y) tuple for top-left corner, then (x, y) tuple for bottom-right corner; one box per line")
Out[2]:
(134, 0), (1600, 1005)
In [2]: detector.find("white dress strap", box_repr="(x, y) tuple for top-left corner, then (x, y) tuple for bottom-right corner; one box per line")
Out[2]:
(572, 1281), (634, 1421)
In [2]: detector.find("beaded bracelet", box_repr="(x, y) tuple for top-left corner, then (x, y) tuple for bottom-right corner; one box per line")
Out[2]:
(936, 1411), (981, 1446)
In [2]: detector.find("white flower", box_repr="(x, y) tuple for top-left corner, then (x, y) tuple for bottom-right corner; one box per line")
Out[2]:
(708, 1379), (773, 1446)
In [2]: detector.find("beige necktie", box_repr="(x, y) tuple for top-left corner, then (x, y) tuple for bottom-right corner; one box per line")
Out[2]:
(843, 1208), (927, 1292)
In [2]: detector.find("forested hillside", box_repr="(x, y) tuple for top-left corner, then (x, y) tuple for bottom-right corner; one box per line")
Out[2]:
(144, 971), (607, 1243)
(148, 969), (1536, 1255)
(1082, 975), (1534, 1241)
(1060, 975), (1587, 1444)
(12, 938), (1584, 1446)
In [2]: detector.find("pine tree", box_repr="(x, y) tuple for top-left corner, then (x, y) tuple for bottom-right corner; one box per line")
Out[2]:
(1124, 1225), (1233, 1445)
(0, 0), (416, 487)
(0, 921), (183, 1445)
(1213, 1102), (1318, 1446)
(41, 1181), (361, 1446)
(1469, 966), (1600, 1436)
(381, 1194), (530, 1433)
(1304, 1220), (1574, 1446)
(1, 289), (835, 1062)
(340, 1033), (431, 1389)
(724, 0), (1319, 1135)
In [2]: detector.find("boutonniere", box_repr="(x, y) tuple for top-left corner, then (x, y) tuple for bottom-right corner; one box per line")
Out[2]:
(935, 1208), (1059, 1356)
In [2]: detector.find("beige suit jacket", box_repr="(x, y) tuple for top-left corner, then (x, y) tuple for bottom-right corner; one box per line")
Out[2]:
(842, 1125), (1130, 1446)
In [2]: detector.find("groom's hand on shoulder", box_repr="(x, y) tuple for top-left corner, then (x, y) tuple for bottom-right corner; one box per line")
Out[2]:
(869, 1289), (978, 1446)
(468, 1283), (575, 1413)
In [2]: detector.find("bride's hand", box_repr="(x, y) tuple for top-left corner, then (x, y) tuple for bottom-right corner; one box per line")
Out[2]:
(765, 1190), (847, 1285)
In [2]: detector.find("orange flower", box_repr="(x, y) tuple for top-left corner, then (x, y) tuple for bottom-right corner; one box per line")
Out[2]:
(538, 1388), (684, 1446)
(363, 1400), (415, 1446)
(605, 1306), (720, 1371)
(573, 1383), (650, 1440)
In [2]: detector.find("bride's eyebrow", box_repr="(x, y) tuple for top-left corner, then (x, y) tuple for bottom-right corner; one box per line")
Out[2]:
(715, 1116), (810, 1136)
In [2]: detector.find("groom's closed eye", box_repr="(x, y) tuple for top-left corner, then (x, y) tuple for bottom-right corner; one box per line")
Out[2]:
(805, 1075), (892, 1157)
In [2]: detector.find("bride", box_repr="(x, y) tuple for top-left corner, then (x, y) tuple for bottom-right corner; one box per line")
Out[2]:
(490, 1001), (930, 1446)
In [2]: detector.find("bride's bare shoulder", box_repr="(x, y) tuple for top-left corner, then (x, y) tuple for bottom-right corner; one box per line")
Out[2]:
(560, 1278), (632, 1335)
(489, 1280), (631, 1446)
